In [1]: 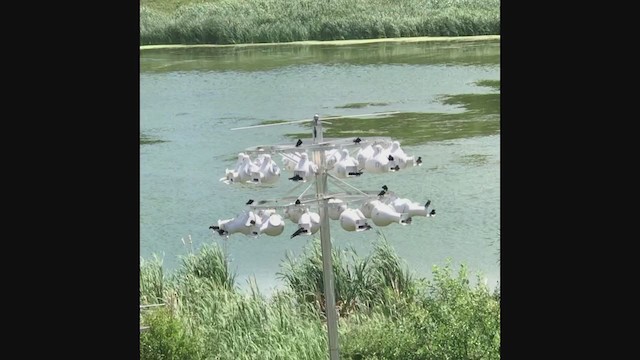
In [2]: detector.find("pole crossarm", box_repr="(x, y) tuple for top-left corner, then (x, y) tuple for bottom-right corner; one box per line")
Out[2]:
(242, 136), (393, 156)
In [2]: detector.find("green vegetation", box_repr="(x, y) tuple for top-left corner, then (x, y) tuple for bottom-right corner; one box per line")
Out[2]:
(279, 81), (500, 146)
(140, 38), (500, 73)
(475, 79), (500, 91)
(456, 154), (490, 166)
(140, 133), (168, 145)
(140, 238), (500, 359)
(140, 0), (500, 45)
(336, 102), (391, 109)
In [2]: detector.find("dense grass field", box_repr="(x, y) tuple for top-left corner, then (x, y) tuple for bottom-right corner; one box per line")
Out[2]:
(140, 238), (500, 359)
(140, 0), (500, 45)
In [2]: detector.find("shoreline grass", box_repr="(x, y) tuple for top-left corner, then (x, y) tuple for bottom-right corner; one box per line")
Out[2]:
(140, 34), (500, 50)
(140, 238), (500, 359)
(140, 0), (500, 46)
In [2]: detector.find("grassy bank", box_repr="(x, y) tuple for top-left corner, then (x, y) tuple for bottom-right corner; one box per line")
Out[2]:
(140, 0), (500, 45)
(140, 237), (500, 359)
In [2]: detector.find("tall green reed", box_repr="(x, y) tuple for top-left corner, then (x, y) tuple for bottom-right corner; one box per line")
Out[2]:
(140, 237), (500, 359)
(140, 0), (500, 45)
(278, 235), (420, 318)
(175, 242), (236, 291)
(140, 254), (165, 304)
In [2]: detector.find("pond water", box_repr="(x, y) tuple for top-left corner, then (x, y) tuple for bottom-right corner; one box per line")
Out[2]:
(140, 38), (500, 294)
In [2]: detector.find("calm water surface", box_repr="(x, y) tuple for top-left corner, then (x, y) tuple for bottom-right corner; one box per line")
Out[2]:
(140, 39), (500, 294)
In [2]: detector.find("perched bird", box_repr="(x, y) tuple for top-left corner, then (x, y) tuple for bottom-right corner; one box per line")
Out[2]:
(295, 199), (301, 205)
(347, 162), (365, 176)
(295, 139), (303, 147)
(429, 209), (436, 216)
(382, 185), (388, 191)
(246, 199), (254, 205)
(388, 155), (394, 161)
(289, 174), (304, 181)
(391, 165), (400, 171)
(425, 200), (431, 208)
(378, 189), (386, 197)
(416, 157), (422, 165)
(209, 225), (227, 236)
(250, 220), (256, 225)
(353, 137), (362, 144)
(290, 227), (308, 239)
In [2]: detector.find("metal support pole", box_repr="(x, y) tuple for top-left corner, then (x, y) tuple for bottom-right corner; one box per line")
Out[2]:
(313, 114), (322, 144)
(312, 115), (340, 360)
(319, 194), (339, 360)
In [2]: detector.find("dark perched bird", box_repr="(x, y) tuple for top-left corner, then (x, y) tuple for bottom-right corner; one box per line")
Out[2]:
(209, 225), (227, 236)
(378, 189), (386, 197)
(290, 227), (308, 239)
(295, 199), (301, 205)
(348, 171), (363, 176)
(391, 165), (400, 171)
(289, 174), (304, 181)
(246, 199), (254, 205)
(429, 209), (436, 216)
(416, 157), (422, 165)
(250, 220), (255, 225)
(382, 185), (388, 191)
(388, 155), (394, 161)
(295, 139), (303, 147)
(425, 200), (431, 208)
(353, 137), (362, 144)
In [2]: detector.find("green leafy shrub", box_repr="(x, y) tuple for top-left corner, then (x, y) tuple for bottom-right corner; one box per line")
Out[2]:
(140, 307), (204, 360)
(140, 239), (500, 359)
